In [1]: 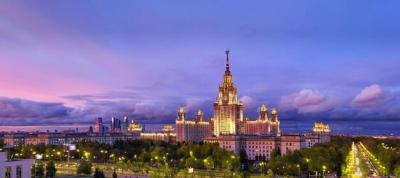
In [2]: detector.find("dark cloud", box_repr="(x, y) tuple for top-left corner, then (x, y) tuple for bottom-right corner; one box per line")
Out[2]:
(63, 88), (213, 124)
(0, 97), (73, 125)
(2, 83), (400, 126)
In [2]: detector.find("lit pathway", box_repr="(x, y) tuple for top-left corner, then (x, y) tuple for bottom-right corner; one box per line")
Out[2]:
(357, 142), (385, 177)
(343, 142), (363, 178)
(353, 143), (363, 177)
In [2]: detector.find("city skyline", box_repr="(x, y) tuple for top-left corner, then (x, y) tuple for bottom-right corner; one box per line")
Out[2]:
(0, 1), (399, 128)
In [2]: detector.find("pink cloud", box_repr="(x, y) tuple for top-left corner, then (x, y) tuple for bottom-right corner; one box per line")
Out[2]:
(281, 89), (335, 114)
(352, 84), (385, 107)
(240, 95), (254, 107)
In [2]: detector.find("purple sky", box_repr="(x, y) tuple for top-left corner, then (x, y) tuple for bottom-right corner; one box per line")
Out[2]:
(0, 1), (399, 125)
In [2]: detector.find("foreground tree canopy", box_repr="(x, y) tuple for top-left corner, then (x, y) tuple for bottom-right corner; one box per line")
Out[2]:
(6, 136), (400, 177)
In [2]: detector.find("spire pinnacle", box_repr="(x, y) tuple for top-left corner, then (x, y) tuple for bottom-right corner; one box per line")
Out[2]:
(225, 49), (230, 74)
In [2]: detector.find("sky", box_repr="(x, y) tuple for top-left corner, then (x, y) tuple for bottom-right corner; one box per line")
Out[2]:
(0, 1), (399, 126)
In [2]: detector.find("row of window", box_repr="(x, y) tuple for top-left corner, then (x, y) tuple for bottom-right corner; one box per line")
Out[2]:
(4, 166), (22, 178)
(246, 141), (274, 145)
(248, 149), (271, 153)
(246, 145), (273, 149)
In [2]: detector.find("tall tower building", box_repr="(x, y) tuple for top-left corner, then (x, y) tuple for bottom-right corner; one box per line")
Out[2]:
(123, 116), (129, 132)
(111, 117), (121, 132)
(213, 50), (244, 136)
(94, 117), (104, 133)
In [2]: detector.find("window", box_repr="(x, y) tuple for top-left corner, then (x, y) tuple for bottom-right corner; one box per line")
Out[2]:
(16, 166), (22, 178)
(5, 166), (11, 178)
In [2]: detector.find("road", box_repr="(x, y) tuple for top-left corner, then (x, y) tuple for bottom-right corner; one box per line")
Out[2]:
(353, 143), (362, 177)
(356, 142), (385, 177)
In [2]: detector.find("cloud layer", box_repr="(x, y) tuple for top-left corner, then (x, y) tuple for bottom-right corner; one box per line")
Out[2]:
(0, 83), (399, 125)
(0, 97), (73, 125)
(280, 84), (400, 120)
(280, 89), (335, 114)
(352, 84), (386, 107)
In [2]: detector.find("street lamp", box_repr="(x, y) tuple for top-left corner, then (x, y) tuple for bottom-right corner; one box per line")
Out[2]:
(33, 154), (43, 178)
(64, 144), (76, 163)
(296, 164), (301, 176)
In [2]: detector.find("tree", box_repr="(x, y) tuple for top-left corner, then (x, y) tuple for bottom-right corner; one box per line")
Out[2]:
(204, 156), (214, 170)
(33, 162), (45, 178)
(239, 149), (249, 172)
(185, 157), (196, 168)
(266, 169), (274, 178)
(112, 170), (118, 178)
(93, 168), (106, 178)
(77, 160), (92, 175)
(45, 160), (56, 178)
(394, 165), (400, 178)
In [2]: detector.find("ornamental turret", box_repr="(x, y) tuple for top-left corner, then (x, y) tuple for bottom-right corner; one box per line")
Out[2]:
(177, 107), (186, 121)
(195, 109), (204, 122)
(271, 108), (278, 122)
(258, 104), (268, 121)
(270, 107), (281, 136)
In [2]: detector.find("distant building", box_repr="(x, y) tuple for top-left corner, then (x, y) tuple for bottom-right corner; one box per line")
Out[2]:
(128, 120), (143, 133)
(3, 133), (26, 146)
(140, 125), (176, 142)
(123, 116), (129, 132)
(110, 117), (122, 132)
(4, 132), (140, 146)
(0, 152), (34, 178)
(305, 122), (331, 148)
(312, 122), (331, 133)
(94, 117), (107, 133)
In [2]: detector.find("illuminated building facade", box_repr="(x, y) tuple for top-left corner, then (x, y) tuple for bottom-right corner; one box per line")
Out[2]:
(305, 122), (331, 148)
(312, 122), (331, 133)
(140, 125), (176, 142)
(213, 50), (244, 136)
(176, 50), (281, 143)
(212, 50), (281, 136)
(176, 107), (213, 142)
(128, 120), (143, 133)
(242, 105), (280, 136)
(206, 135), (278, 161)
(176, 50), (330, 160)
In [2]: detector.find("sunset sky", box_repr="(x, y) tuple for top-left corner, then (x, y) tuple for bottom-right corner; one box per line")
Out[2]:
(1, 1), (399, 125)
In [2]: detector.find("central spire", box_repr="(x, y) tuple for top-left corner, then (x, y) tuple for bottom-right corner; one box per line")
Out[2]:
(223, 49), (233, 85)
(225, 49), (231, 75)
